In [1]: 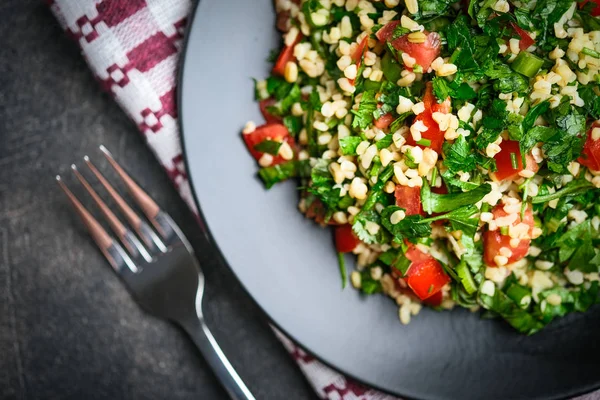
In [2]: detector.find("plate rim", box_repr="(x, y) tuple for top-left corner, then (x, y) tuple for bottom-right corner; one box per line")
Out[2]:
(175, 2), (600, 399)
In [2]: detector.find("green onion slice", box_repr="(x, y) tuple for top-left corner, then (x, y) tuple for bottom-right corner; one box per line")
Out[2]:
(511, 51), (544, 78)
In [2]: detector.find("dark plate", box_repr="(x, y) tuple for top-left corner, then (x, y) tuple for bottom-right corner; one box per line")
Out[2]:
(178, 1), (600, 399)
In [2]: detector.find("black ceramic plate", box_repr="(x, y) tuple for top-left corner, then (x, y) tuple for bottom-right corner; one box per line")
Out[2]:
(179, 1), (600, 399)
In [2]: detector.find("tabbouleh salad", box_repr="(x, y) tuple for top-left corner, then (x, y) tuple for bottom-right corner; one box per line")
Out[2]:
(242, 0), (600, 334)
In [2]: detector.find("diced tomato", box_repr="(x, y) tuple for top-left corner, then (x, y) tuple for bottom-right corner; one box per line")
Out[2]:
(578, 123), (600, 171)
(272, 33), (302, 76)
(432, 183), (448, 195)
(376, 22), (441, 71)
(581, 0), (600, 16)
(490, 140), (539, 182)
(335, 224), (361, 253)
(259, 98), (282, 124)
(242, 123), (294, 165)
(405, 82), (450, 154)
(510, 23), (535, 51)
(483, 231), (530, 267)
(375, 20), (400, 42)
(409, 112), (444, 153)
(348, 36), (369, 85)
(391, 31), (441, 72)
(352, 36), (369, 64)
(399, 246), (449, 300)
(374, 113), (395, 129)
(305, 198), (326, 225)
(395, 185), (424, 216)
(405, 245), (433, 264)
(483, 204), (534, 267)
(423, 290), (443, 306)
(406, 258), (451, 300)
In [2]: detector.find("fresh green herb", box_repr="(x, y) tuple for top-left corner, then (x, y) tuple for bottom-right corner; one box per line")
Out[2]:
(254, 140), (282, 155)
(493, 73), (529, 94)
(308, 159), (342, 211)
(441, 169), (482, 191)
(579, 85), (600, 120)
(478, 284), (545, 335)
(421, 205), (481, 237)
(339, 136), (363, 155)
(536, 283), (600, 323)
(456, 259), (478, 294)
(505, 283), (532, 309)
(380, 208), (433, 241)
(360, 269), (383, 294)
(352, 209), (391, 244)
(379, 249), (412, 275)
(413, 0), (458, 19)
(376, 134), (394, 150)
(542, 133), (585, 174)
(520, 126), (556, 164)
(443, 135), (478, 173)
(258, 160), (311, 189)
(556, 112), (586, 137)
(556, 220), (600, 273)
(416, 138), (432, 147)
(421, 180), (492, 214)
(433, 77), (477, 101)
(391, 25), (410, 39)
(381, 51), (404, 83)
(283, 115), (303, 136)
(351, 90), (378, 130)
(360, 165), (394, 213)
(338, 252), (347, 289)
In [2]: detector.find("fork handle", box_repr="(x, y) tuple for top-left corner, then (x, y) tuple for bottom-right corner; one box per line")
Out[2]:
(181, 317), (255, 400)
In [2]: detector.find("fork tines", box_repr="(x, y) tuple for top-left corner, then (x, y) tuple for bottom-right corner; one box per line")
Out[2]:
(57, 146), (166, 273)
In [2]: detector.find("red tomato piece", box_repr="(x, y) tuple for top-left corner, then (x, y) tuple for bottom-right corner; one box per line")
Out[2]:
(483, 205), (534, 267)
(272, 34), (302, 76)
(491, 202), (534, 229)
(394, 185), (424, 216)
(510, 23), (535, 51)
(491, 140), (539, 181)
(335, 224), (361, 253)
(352, 36), (369, 64)
(376, 23), (441, 71)
(375, 20), (400, 42)
(483, 231), (530, 267)
(581, 0), (600, 16)
(374, 113), (395, 129)
(432, 183), (448, 195)
(242, 123), (294, 165)
(578, 123), (600, 171)
(423, 290), (443, 306)
(259, 98), (282, 124)
(405, 82), (450, 154)
(305, 198), (326, 225)
(348, 36), (369, 85)
(422, 81), (451, 113)
(406, 258), (451, 300)
(390, 31), (441, 72)
(408, 112), (445, 153)
(405, 245), (433, 264)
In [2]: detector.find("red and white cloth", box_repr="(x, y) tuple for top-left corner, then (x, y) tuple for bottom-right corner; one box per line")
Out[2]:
(47, 1), (594, 399)
(48, 0), (388, 398)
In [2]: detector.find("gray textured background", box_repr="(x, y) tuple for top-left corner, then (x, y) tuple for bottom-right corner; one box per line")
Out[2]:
(0, 1), (315, 399)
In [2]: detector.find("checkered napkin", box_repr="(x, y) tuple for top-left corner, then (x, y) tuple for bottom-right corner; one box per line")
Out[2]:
(47, 1), (597, 400)
(47, 0), (395, 398)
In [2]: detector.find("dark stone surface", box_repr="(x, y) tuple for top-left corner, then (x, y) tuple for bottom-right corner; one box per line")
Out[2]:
(0, 2), (315, 399)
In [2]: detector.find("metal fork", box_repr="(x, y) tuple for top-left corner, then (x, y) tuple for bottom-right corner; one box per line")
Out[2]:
(56, 146), (255, 400)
